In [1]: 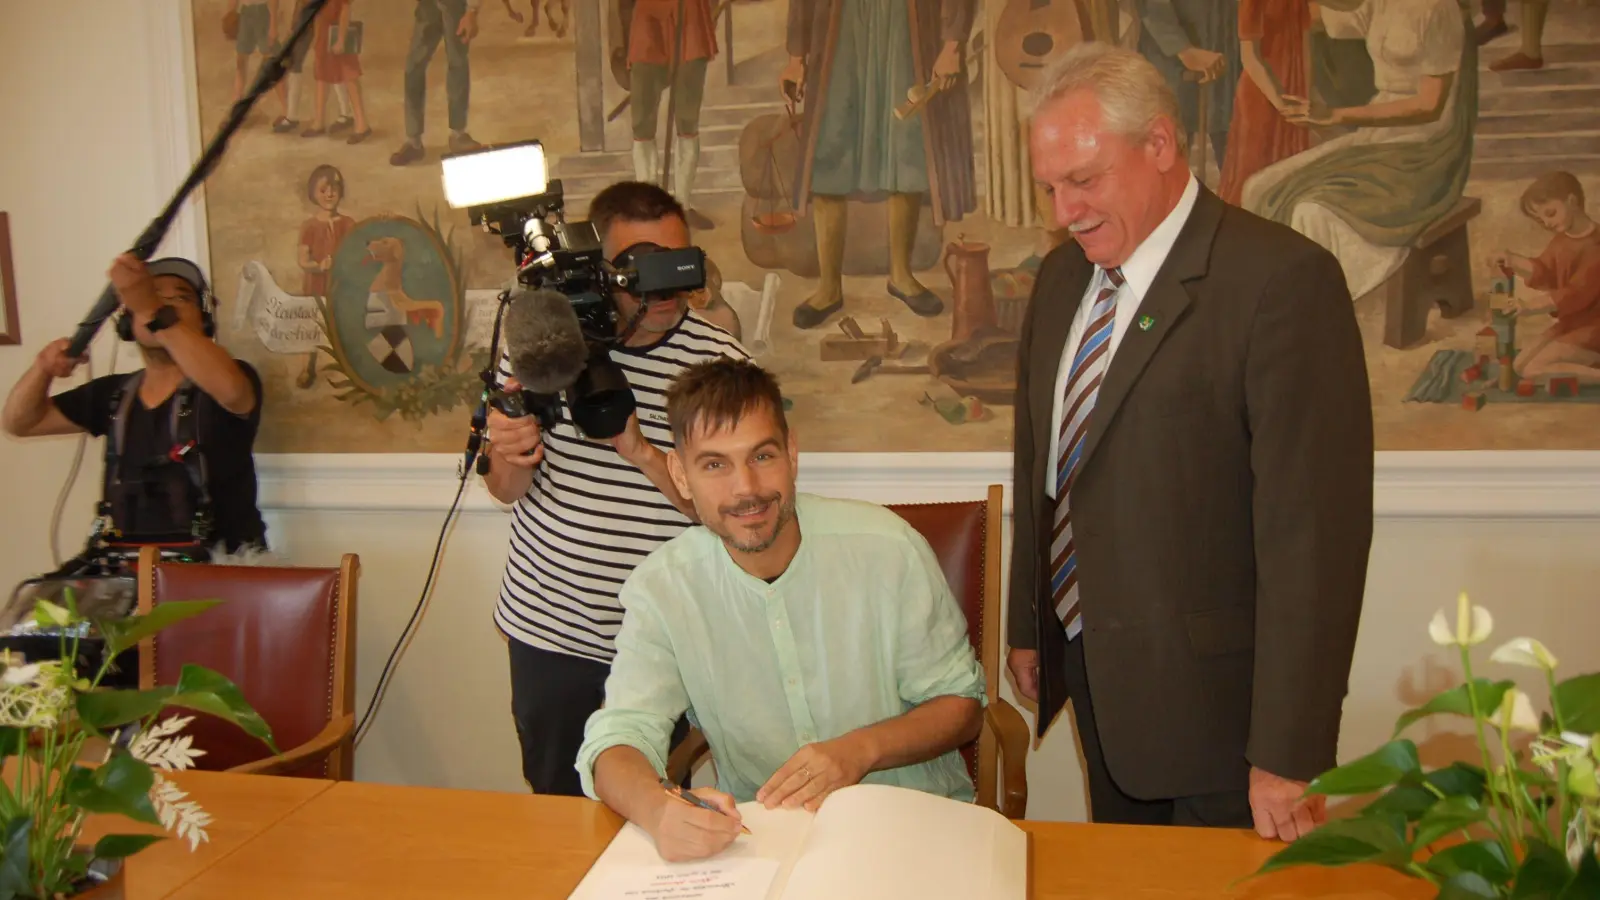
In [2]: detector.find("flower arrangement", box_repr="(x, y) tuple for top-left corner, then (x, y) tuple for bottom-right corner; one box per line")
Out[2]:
(1254, 593), (1600, 898)
(0, 596), (273, 899)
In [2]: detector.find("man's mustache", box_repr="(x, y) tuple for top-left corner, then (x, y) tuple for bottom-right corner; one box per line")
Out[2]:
(722, 494), (782, 517)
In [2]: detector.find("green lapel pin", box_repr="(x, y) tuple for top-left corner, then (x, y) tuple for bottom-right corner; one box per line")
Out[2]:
(1138, 315), (1156, 332)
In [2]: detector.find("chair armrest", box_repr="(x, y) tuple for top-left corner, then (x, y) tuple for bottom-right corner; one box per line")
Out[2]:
(230, 713), (355, 778)
(985, 699), (1030, 819)
(666, 726), (711, 786)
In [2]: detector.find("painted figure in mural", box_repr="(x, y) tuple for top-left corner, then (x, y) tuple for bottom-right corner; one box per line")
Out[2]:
(1493, 172), (1600, 384)
(1242, 0), (1475, 300)
(272, 0), (356, 136)
(1134, 0), (1239, 175)
(625, 0), (719, 230)
(1216, 0), (1309, 206)
(1475, 0), (1550, 70)
(295, 164), (356, 387)
(782, 0), (978, 330)
(305, 0), (372, 143)
(225, 0), (288, 119)
(392, 0), (483, 165)
(502, 0), (570, 38)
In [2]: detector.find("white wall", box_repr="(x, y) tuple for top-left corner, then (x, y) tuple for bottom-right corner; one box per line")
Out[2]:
(4, 2), (1600, 824)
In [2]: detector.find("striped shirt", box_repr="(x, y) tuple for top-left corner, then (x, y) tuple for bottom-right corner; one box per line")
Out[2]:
(494, 311), (748, 663)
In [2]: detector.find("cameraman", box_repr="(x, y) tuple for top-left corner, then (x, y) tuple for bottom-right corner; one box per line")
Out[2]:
(2, 254), (267, 560)
(484, 181), (747, 796)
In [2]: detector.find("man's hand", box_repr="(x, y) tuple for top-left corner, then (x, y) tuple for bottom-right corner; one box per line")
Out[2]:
(607, 413), (653, 468)
(458, 9), (480, 41)
(757, 735), (873, 812)
(488, 379), (545, 468)
(1249, 767), (1326, 842)
(1280, 95), (1340, 127)
(107, 253), (162, 317)
(647, 788), (745, 862)
(35, 339), (86, 380)
(931, 40), (962, 90)
(1177, 47), (1226, 83)
(1006, 648), (1040, 702)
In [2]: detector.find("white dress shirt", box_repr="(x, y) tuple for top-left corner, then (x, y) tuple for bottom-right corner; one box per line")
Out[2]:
(1045, 174), (1200, 500)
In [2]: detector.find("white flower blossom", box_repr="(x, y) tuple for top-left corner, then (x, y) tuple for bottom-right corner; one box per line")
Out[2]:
(1430, 593), (1493, 647)
(1490, 637), (1560, 671)
(129, 716), (206, 772)
(1491, 689), (1540, 734)
(1, 663), (41, 686)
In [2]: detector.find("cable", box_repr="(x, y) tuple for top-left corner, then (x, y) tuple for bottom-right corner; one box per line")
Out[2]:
(353, 293), (513, 746)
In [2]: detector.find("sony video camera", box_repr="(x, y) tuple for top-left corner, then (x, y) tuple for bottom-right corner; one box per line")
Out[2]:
(440, 140), (706, 440)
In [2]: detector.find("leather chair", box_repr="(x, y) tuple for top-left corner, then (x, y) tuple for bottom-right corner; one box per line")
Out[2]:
(136, 546), (359, 780)
(667, 485), (1031, 817)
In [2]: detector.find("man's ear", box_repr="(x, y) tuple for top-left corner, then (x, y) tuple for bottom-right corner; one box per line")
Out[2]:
(667, 448), (693, 503)
(786, 427), (800, 472)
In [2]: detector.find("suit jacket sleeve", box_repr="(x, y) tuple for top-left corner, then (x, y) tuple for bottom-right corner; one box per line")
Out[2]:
(1006, 256), (1058, 653)
(1244, 245), (1374, 782)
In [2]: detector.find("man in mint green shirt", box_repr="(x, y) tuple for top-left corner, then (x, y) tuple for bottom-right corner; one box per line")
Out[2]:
(578, 359), (985, 862)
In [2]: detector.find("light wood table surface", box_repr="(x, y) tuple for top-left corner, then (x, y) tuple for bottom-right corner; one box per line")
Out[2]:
(140, 775), (1431, 899)
(79, 770), (332, 899)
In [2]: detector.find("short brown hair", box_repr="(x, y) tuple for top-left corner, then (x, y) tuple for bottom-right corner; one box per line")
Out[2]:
(667, 359), (788, 448)
(1520, 171), (1585, 220)
(587, 181), (687, 239)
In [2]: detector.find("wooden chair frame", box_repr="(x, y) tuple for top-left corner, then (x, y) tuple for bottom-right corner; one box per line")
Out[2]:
(137, 546), (360, 780)
(667, 485), (1030, 818)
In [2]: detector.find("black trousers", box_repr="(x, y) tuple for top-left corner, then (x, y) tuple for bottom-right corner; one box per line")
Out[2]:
(507, 639), (689, 796)
(1062, 635), (1252, 827)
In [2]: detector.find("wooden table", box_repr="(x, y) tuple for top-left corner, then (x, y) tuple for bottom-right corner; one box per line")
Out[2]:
(113, 774), (1430, 898)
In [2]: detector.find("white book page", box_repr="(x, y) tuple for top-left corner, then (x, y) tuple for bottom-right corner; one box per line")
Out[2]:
(570, 804), (815, 900)
(777, 784), (1025, 900)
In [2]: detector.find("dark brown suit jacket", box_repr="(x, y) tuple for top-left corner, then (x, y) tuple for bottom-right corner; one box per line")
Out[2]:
(1006, 187), (1374, 800)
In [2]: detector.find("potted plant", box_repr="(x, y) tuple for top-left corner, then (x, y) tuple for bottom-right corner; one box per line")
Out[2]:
(0, 595), (273, 899)
(1253, 593), (1600, 898)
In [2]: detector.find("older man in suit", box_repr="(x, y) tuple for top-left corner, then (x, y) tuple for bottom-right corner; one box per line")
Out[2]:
(1005, 44), (1372, 840)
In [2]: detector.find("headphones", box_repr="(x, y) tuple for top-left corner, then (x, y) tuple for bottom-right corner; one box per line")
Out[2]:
(115, 257), (217, 342)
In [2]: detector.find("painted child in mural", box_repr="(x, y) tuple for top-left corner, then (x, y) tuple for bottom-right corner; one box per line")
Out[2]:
(782, 0), (977, 330)
(305, 0), (372, 143)
(622, 0), (719, 231)
(275, 0), (357, 135)
(1217, 0), (1310, 206)
(295, 165), (356, 386)
(1492, 172), (1600, 384)
(1474, 0), (1551, 70)
(225, 0), (290, 121)
(1242, 0), (1475, 300)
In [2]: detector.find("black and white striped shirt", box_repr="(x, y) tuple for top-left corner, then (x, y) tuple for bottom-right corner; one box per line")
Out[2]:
(494, 311), (748, 663)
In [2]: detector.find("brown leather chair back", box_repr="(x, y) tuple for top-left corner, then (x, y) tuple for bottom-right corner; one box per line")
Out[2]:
(138, 549), (359, 780)
(885, 484), (1005, 804)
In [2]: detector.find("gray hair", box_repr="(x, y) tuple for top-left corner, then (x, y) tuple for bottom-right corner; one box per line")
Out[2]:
(1030, 43), (1188, 157)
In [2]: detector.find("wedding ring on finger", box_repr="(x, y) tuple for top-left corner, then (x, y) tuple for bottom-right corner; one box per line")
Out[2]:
(799, 766), (810, 781)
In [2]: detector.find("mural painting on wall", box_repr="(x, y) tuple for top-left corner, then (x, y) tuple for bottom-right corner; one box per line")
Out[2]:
(190, 0), (1600, 452)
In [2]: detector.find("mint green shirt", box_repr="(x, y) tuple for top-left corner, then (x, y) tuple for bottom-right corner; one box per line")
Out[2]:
(577, 493), (986, 804)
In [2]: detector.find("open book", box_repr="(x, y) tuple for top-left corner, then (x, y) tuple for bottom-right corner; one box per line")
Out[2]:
(569, 783), (1027, 900)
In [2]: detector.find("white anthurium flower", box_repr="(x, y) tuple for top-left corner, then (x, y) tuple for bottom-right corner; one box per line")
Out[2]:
(1490, 637), (1560, 671)
(1, 663), (41, 686)
(1429, 593), (1493, 647)
(1491, 688), (1540, 734)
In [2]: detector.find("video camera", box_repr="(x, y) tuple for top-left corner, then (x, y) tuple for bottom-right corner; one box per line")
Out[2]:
(440, 140), (707, 443)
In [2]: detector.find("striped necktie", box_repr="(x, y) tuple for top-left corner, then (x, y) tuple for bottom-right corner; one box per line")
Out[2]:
(1052, 267), (1124, 640)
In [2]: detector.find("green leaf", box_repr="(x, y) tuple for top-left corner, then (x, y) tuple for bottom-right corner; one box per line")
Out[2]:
(1557, 851), (1600, 900)
(76, 687), (173, 731)
(1363, 762), (1489, 822)
(1511, 839), (1574, 899)
(1426, 840), (1514, 885)
(62, 758), (159, 826)
(1414, 795), (1487, 850)
(0, 729), (21, 762)
(1307, 740), (1422, 796)
(96, 599), (221, 657)
(169, 665), (276, 752)
(1253, 814), (1410, 876)
(1555, 673), (1600, 734)
(92, 833), (164, 860)
(1395, 680), (1516, 737)
(0, 816), (31, 900)
(1439, 872), (1502, 900)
